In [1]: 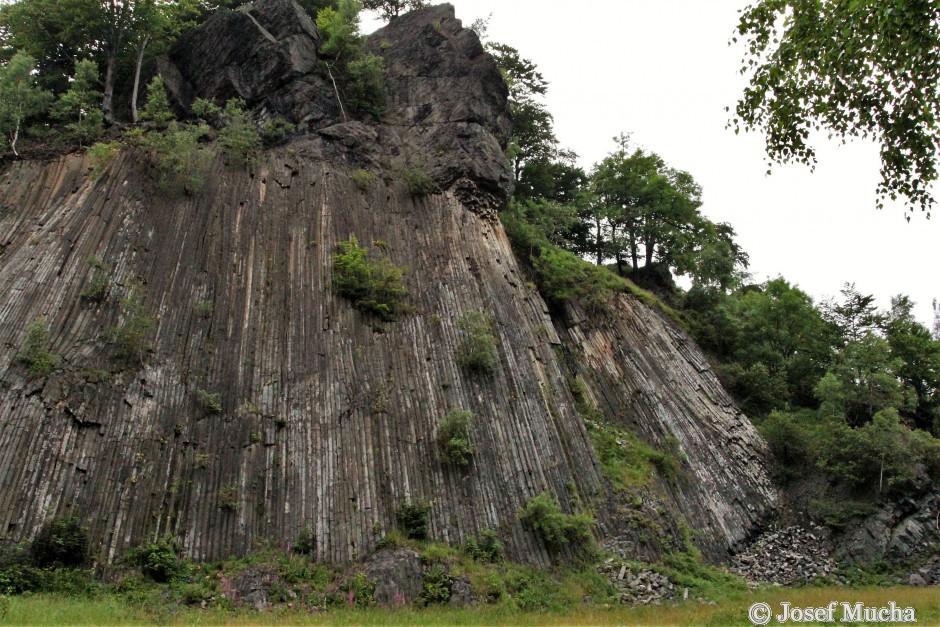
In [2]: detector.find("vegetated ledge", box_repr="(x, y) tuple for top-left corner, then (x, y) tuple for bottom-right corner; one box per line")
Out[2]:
(0, 0), (775, 568)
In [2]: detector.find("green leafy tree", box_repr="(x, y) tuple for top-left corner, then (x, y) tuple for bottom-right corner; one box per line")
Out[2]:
(821, 283), (885, 345)
(53, 59), (103, 144)
(731, 0), (940, 217)
(818, 333), (907, 426)
(487, 42), (557, 183)
(362, 0), (427, 21)
(316, 0), (385, 119)
(0, 51), (52, 155)
(139, 74), (173, 126)
(883, 295), (940, 432)
(733, 277), (835, 412)
(217, 98), (262, 167)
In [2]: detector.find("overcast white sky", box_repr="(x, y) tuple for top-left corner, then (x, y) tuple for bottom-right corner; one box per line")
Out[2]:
(366, 1), (939, 326)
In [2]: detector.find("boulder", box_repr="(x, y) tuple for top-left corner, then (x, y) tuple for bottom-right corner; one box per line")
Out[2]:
(362, 548), (424, 606)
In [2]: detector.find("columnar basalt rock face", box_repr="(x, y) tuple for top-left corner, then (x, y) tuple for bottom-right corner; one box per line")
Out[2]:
(553, 299), (778, 558)
(0, 1), (775, 565)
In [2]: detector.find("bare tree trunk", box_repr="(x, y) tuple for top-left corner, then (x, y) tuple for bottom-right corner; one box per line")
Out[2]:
(103, 48), (118, 126)
(594, 215), (603, 266)
(131, 36), (150, 124)
(10, 118), (20, 157)
(324, 62), (347, 123)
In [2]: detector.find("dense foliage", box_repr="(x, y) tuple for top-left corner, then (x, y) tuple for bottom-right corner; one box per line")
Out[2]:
(332, 235), (409, 321)
(731, 0), (940, 217)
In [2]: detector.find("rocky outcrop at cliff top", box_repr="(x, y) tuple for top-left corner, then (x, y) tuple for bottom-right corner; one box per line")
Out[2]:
(0, 1), (774, 565)
(159, 0), (513, 215)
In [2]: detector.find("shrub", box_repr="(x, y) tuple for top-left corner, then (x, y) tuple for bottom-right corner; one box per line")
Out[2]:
(519, 492), (594, 551)
(80, 256), (110, 302)
(196, 389), (222, 414)
(18, 317), (60, 377)
(109, 285), (155, 366)
(218, 98), (262, 167)
(293, 527), (316, 555)
(349, 167), (376, 190)
(191, 98), (222, 123)
(87, 141), (121, 178)
(30, 516), (88, 568)
(128, 536), (184, 583)
(455, 311), (499, 376)
(396, 500), (430, 540)
(139, 121), (213, 194)
(218, 484), (239, 512)
(332, 236), (409, 321)
(261, 117), (295, 145)
(464, 529), (504, 563)
(419, 564), (451, 605)
(397, 165), (435, 196)
(437, 408), (474, 466)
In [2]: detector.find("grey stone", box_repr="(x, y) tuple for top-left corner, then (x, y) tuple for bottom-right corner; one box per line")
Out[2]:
(362, 548), (423, 607)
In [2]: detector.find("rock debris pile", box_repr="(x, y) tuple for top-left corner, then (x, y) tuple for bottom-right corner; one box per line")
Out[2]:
(731, 526), (837, 585)
(598, 559), (679, 605)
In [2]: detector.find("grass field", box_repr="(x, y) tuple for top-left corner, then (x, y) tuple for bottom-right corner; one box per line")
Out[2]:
(1, 586), (937, 626)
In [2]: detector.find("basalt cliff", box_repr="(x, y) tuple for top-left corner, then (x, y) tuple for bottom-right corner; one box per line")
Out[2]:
(0, 1), (776, 566)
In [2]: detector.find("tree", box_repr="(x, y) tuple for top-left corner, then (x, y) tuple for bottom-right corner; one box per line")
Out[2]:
(821, 283), (884, 345)
(819, 333), (907, 426)
(53, 59), (103, 143)
(734, 277), (835, 411)
(316, 0), (385, 120)
(0, 51), (52, 155)
(487, 43), (558, 183)
(883, 295), (940, 431)
(731, 0), (940, 217)
(361, 0), (427, 21)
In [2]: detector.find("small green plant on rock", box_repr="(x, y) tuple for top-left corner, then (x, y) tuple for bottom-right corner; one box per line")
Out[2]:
(519, 492), (594, 551)
(109, 285), (155, 367)
(419, 563), (452, 605)
(396, 165), (434, 196)
(332, 235), (409, 321)
(456, 310), (499, 377)
(87, 141), (121, 178)
(217, 98), (262, 168)
(464, 529), (504, 563)
(350, 167), (376, 190)
(18, 317), (60, 377)
(293, 526), (316, 555)
(396, 500), (430, 540)
(218, 484), (239, 512)
(437, 407), (474, 467)
(80, 256), (110, 302)
(195, 389), (222, 414)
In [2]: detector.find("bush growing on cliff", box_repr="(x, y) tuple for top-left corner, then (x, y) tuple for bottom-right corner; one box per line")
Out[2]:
(18, 317), (60, 377)
(396, 165), (435, 196)
(437, 408), (474, 467)
(217, 99), (262, 168)
(455, 310), (499, 376)
(30, 516), (88, 569)
(137, 121), (213, 194)
(396, 500), (430, 540)
(332, 235), (409, 321)
(109, 285), (155, 367)
(519, 492), (594, 551)
(127, 536), (184, 583)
